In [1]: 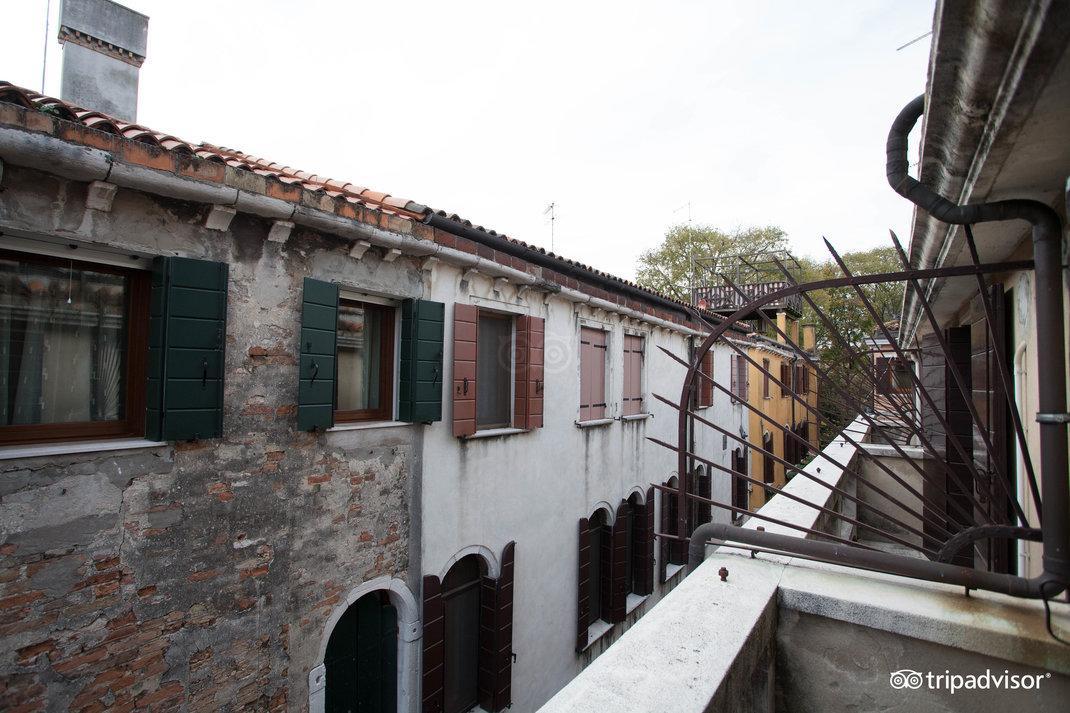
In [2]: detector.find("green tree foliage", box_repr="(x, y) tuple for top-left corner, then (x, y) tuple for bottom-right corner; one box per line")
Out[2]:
(635, 224), (788, 301)
(636, 225), (904, 446)
(797, 247), (903, 444)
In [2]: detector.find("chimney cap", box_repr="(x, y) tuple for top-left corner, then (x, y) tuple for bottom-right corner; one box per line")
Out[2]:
(59, 0), (149, 58)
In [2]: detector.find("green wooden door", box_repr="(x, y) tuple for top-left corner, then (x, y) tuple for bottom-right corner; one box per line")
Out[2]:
(325, 592), (398, 713)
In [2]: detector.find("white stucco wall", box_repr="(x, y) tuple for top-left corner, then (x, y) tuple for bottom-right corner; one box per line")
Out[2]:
(419, 264), (742, 712)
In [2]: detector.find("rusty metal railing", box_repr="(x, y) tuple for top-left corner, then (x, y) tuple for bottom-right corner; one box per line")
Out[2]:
(647, 95), (1068, 642)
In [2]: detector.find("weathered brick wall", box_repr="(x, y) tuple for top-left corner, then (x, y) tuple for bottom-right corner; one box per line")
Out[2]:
(0, 165), (418, 712)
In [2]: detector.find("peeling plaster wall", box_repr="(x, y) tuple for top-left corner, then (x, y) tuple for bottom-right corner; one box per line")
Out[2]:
(0, 165), (420, 712)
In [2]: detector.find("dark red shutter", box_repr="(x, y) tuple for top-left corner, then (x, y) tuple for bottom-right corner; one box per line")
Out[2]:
(659, 483), (670, 581)
(452, 304), (478, 437)
(610, 502), (629, 623)
(698, 351), (713, 407)
(421, 575), (444, 713)
(631, 496), (647, 597)
(478, 576), (497, 710)
(513, 317), (529, 430)
(640, 487), (655, 595)
(513, 316), (545, 430)
(740, 355), (749, 401)
(478, 542), (515, 712)
(598, 520), (612, 624)
(575, 518), (590, 651)
(697, 468), (712, 527)
(494, 542), (515, 710)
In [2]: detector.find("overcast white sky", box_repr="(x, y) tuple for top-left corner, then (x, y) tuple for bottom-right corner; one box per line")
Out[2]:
(4, 0), (934, 279)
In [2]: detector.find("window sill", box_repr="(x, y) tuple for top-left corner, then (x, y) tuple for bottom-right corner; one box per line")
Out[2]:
(465, 427), (527, 440)
(620, 413), (652, 422)
(327, 420), (413, 433)
(582, 619), (615, 652)
(575, 418), (614, 429)
(0, 437), (168, 461)
(663, 563), (685, 582)
(626, 592), (648, 615)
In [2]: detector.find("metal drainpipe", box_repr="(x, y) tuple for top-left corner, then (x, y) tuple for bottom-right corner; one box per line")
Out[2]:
(887, 94), (1068, 591)
(689, 95), (1068, 597)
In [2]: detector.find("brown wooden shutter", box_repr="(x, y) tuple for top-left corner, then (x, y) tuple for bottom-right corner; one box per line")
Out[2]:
(598, 519), (613, 623)
(763, 433), (775, 484)
(421, 575), (445, 713)
(780, 362), (790, 397)
(513, 316), (545, 429)
(729, 355), (738, 399)
(639, 486), (655, 595)
(579, 327), (607, 421)
(802, 364), (810, 394)
(575, 517), (591, 651)
(631, 496), (647, 597)
(452, 304), (478, 437)
(478, 542), (515, 712)
(659, 483), (670, 581)
(740, 355), (749, 401)
(698, 351), (713, 407)
(671, 479), (688, 565)
(623, 335), (644, 416)
(697, 468), (712, 527)
(609, 502), (629, 622)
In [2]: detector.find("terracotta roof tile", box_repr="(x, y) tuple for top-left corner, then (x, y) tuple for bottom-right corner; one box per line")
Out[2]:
(0, 79), (703, 318)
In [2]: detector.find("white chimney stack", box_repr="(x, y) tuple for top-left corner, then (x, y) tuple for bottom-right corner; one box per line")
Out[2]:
(57, 0), (148, 122)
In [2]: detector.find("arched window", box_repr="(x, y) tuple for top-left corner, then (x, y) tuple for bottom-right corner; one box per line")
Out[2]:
(442, 554), (485, 713)
(588, 509), (610, 624)
(324, 591), (397, 713)
(576, 508), (614, 649)
(422, 545), (516, 713)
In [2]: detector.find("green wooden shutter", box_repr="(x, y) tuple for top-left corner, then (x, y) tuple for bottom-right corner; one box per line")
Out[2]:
(146, 256), (228, 441)
(399, 299), (445, 423)
(298, 278), (338, 431)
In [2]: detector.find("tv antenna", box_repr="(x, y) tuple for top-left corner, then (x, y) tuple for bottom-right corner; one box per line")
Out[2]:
(543, 202), (556, 253)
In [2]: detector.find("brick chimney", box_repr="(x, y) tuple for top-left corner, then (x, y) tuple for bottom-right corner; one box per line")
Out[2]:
(57, 0), (148, 122)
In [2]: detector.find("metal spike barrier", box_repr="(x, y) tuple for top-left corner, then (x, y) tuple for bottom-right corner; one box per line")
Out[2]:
(663, 96), (1066, 604)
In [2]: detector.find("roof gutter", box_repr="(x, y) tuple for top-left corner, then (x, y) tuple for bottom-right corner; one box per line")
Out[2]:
(887, 93), (1069, 592)
(426, 212), (695, 324)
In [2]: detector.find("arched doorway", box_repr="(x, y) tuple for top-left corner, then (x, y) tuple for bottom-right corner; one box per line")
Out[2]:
(324, 591), (398, 713)
(441, 554), (486, 713)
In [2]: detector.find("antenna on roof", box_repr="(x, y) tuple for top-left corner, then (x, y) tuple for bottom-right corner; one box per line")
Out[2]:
(673, 201), (694, 304)
(896, 30), (931, 52)
(543, 202), (556, 253)
(41, 0), (52, 92)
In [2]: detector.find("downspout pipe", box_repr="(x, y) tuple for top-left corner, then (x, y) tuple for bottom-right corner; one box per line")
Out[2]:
(688, 95), (1067, 599)
(887, 94), (1068, 587)
(426, 212), (695, 323)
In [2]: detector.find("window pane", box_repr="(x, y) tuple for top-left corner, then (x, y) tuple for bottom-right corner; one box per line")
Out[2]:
(476, 314), (511, 428)
(0, 256), (128, 426)
(337, 302), (384, 412)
